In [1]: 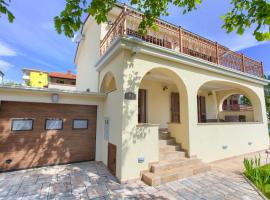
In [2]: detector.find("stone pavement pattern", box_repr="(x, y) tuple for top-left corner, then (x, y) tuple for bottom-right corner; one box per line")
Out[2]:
(0, 160), (264, 200)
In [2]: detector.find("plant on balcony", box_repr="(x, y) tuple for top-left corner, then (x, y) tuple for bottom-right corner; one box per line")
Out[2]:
(243, 156), (270, 199)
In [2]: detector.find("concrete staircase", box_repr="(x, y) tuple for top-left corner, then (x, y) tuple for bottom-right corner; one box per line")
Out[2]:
(142, 128), (211, 186)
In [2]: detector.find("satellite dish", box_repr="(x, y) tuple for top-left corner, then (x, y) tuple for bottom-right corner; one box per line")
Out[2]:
(72, 32), (84, 43)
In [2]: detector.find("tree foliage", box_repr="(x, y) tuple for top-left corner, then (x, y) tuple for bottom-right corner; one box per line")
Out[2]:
(222, 0), (270, 41)
(0, 0), (270, 41)
(0, 0), (14, 22)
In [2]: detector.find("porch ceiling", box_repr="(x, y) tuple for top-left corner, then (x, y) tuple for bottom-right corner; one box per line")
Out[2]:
(200, 82), (238, 91)
(143, 71), (175, 84)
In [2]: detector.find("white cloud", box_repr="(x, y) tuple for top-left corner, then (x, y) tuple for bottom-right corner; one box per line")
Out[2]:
(0, 41), (17, 56)
(0, 60), (14, 71)
(222, 28), (267, 51)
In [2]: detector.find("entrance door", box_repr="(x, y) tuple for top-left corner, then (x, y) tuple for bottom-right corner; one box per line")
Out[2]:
(107, 143), (117, 176)
(197, 96), (206, 122)
(138, 89), (147, 123)
(171, 92), (180, 123)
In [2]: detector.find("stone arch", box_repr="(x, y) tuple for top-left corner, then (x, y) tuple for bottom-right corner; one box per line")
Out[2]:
(100, 71), (117, 93)
(218, 93), (252, 112)
(197, 80), (263, 122)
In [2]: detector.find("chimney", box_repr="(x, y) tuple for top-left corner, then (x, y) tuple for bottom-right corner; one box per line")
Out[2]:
(67, 70), (72, 75)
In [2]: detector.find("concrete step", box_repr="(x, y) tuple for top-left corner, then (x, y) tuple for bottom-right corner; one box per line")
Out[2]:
(159, 145), (181, 153)
(159, 151), (186, 160)
(142, 163), (211, 186)
(159, 138), (175, 146)
(151, 158), (201, 173)
(159, 133), (170, 140)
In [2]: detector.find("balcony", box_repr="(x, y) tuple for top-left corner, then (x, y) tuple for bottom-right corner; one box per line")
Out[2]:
(100, 7), (264, 78)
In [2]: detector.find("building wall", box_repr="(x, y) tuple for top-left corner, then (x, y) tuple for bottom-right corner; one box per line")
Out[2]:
(98, 52), (125, 179)
(112, 48), (269, 181)
(75, 12), (119, 92)
(29, 72), (48, 88)
(75, 17), (103, 92)
(139, 79), (178, 128)
(48, 83), (76, 91)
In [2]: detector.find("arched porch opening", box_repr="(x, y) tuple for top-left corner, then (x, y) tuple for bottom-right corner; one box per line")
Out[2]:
(138, 67), (190, 152)
(197, 81), (262, 123)
(100, 72), (117, 93)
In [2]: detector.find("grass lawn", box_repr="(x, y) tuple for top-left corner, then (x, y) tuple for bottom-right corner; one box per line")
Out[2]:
(244, 157), (270, 199)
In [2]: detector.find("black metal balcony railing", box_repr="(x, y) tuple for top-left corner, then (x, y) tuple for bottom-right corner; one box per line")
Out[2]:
(100, 7), (264, 78)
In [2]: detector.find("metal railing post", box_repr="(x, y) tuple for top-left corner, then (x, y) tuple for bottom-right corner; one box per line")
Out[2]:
(178, 26), (183, 53)
(216, 42), (219, 65)
(241, 54), (245, 72)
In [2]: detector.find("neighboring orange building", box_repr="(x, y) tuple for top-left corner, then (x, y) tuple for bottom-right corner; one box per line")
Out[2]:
(22, 68), (76, 90)
(48, 70), (76, 90)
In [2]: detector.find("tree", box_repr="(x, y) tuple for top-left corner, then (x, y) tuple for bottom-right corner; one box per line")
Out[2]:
(1, 0), (270, 41)
(0, 0), (14, 22)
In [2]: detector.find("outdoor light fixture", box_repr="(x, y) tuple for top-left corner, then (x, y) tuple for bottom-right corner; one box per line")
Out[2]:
(163, 86), (168, 91)
(107, 20), (114, 26)
(51, 93), (59, 103)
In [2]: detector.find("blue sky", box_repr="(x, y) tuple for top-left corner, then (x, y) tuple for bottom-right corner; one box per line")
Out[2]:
(0, 0), (269, 83)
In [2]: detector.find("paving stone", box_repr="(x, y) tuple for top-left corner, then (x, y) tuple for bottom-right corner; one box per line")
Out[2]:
(86, 184), (109, 199)
(0, 161), (266, 200)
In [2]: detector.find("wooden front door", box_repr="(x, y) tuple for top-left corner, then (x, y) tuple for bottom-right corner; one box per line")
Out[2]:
(197, 96), (206, 123)
(171, 92), (180, 123)
(138, 89), (147, 123)
(107, 143), (117, 176)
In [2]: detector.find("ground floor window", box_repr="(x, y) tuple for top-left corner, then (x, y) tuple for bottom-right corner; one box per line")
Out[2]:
(11, 119), (33, 131)
(45, 119), (63, 130)
(73, 119), (88, 129)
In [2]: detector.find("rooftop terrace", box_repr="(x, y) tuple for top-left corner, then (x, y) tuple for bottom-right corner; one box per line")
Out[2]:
(100, 5), (264, 78)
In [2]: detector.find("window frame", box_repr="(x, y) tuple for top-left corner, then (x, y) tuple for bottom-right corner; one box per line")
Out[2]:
(11, 118), (34, 132)
(72, 119), (89, 130)
(45, 118), (63, 130)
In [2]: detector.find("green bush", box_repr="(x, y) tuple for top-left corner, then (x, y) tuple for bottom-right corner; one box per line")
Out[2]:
(244, 156), (270, 198)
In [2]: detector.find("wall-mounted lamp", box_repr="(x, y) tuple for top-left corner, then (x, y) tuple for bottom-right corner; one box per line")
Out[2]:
(51, 93), (59, 103)
(163, 86), (168, 91)
(107, 20), (114, 26)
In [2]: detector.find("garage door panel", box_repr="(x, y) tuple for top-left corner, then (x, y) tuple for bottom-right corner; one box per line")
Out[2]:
(0, 101), (97, 171)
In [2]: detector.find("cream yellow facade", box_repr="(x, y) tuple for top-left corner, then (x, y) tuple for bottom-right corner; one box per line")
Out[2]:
(70, 4), (270, 182)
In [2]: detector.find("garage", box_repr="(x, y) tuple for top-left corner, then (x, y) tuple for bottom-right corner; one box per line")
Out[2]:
(0, 101), (97, 171)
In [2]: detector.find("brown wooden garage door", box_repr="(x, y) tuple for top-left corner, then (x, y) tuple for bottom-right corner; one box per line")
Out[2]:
(0, 101), (97, 171)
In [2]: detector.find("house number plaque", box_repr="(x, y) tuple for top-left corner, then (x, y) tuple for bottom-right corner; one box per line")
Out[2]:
(124, 92), (136, 100)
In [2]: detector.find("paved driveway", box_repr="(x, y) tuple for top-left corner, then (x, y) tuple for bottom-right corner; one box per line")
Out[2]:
(0, 160), (264, 200)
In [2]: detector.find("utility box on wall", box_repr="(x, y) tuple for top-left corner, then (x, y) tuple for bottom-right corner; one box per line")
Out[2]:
(104, 117), (110, 141)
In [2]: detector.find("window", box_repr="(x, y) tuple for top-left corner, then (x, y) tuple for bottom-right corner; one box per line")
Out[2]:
(11, 119), (33, 131)
(56, 80), (65, 84)
(45, 119), (63, 130)
(73, 119), (88, 129)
